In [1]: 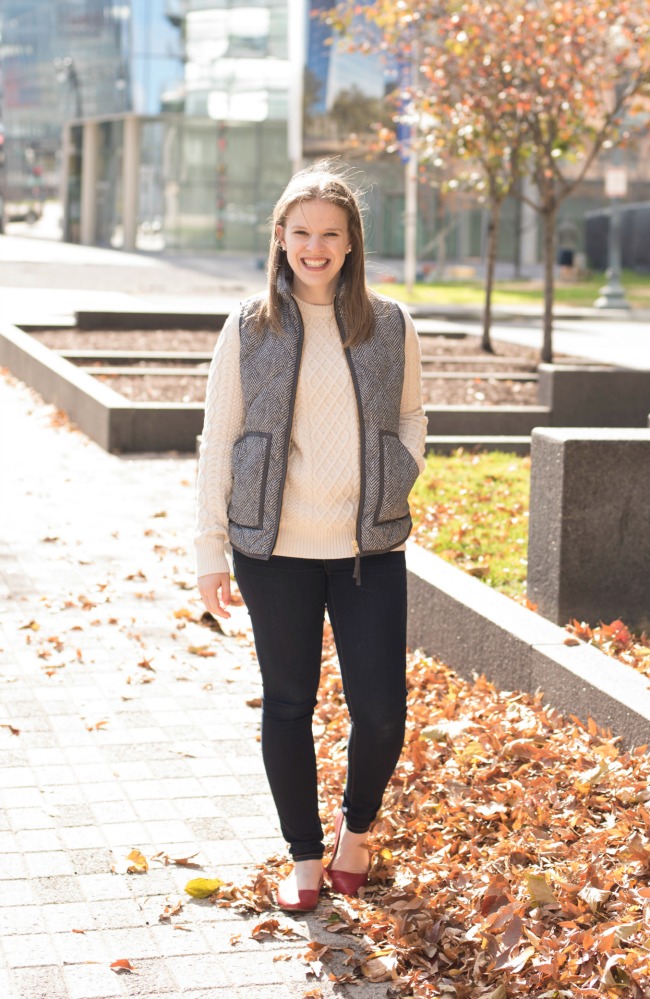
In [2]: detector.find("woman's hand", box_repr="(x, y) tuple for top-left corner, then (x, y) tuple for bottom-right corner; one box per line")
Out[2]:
(197, 572), (231, 619)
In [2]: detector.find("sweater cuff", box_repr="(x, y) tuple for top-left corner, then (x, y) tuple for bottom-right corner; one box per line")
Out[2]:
(196, 538), (230, 578)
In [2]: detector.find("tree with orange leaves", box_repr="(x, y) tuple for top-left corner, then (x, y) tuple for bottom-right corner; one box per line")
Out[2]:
(329, 0), (650, 360)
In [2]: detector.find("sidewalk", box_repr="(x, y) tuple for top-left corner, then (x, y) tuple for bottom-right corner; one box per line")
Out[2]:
(0, 372), (383, 999)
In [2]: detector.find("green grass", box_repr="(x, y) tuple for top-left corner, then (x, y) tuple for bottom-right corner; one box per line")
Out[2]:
(372, 271), (650, 309)
(410, 450), (531, 599)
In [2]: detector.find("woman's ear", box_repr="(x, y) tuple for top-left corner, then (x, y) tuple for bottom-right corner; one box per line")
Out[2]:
(275, 223), (284, 247)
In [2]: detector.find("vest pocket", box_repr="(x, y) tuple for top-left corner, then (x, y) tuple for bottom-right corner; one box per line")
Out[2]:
(228, 431), (272, 530)
(374, 431), (420, 525)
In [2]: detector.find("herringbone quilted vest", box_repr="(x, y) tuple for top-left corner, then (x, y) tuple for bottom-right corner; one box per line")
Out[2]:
(227, 274), (419, 566)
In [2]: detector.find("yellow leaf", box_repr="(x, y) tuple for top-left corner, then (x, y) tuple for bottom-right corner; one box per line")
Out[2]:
(188, 645), (216, 658)
(112, 849), (148, 874)
(184, 877), (224, 898)
(523, 872), (559, 906)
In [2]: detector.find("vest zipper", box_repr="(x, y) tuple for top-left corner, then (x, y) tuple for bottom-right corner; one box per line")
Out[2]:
(335, 295), (365, 586)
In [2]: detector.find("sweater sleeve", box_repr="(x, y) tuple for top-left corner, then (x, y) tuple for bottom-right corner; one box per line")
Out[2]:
(194, 307), (245, 578)
(399, 307), (428, 473)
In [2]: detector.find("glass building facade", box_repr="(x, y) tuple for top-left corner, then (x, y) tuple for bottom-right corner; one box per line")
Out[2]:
(0, 1), (183, 217)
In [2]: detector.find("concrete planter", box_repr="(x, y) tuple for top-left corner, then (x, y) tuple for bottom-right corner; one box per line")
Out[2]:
(425, 405), (550, 437)
(406, 541), (650, 748)
(0, 320), (203, 452)
(539, 364), (650, 428)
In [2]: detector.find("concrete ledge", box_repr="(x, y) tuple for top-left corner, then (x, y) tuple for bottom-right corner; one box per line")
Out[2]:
(425, 405), (550, 436)
(406, 541), (650, 748)
(75, 309), (230, 330)
(540, 364), (650, 428)
(426, 435), (531, 455)
(0, 321), (203, 452)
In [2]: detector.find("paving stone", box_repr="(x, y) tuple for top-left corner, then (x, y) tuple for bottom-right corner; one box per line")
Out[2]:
(9, 808), (57, 832)
(87, 899), (151, 930)
(100, 823), (151, 848)
(32, 876), (86, 905)
(98, 928), (160, 960)
(3, 932), (60, 968)
(1, 787), (44, 809)
(77, 874), (133, 903)
(60, 962), (123, 999)
(0, 854), (28, 880)
(0, 879), (37, 907)
(41, 901), (97, 934)
(68, 848), (113, 876)
(0, 905), (47, 936)
(9, 964), (69, 999)
(51, 929), (109, 966)
(25, 851), (76, 878)
(59, 826), (109, 850)
(166, 954), (232, 991)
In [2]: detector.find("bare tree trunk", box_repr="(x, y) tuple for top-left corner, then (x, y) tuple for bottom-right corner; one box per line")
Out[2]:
(541, 203), (557, 363)
(482, 199), (501, 353)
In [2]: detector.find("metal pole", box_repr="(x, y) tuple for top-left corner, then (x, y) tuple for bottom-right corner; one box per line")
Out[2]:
(594, 196), (630, 309)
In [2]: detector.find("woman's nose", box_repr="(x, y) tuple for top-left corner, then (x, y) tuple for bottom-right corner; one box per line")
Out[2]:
(306, 233), (324, 251)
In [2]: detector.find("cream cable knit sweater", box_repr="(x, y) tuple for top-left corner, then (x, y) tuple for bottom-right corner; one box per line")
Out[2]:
(195, 296), (428, 578)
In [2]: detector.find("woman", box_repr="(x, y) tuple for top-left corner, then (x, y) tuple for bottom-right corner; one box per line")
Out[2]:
(195, 161), (427, 911)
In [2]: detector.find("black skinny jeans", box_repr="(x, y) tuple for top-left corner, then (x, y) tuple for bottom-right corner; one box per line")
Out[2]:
(232, 549), (408, 861)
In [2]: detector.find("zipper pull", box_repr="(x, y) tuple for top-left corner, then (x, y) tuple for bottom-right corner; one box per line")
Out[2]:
(352, 539), (361, 586)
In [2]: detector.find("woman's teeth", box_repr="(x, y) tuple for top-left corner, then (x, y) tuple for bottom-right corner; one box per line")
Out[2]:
(302, 259), (328, 269)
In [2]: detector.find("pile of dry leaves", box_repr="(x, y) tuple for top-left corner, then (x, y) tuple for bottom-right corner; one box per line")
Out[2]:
(206, 627), (650, 998)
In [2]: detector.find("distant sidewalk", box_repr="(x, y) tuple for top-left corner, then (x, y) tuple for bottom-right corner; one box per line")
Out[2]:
(2, 231), (650, 369)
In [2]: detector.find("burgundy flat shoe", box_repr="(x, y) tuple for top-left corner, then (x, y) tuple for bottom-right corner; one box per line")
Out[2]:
(325, 809), (370, 897)
(277, 872), (324, 912)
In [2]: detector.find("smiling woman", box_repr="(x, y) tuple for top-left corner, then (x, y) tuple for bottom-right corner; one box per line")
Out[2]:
(194, 159), (428, 913)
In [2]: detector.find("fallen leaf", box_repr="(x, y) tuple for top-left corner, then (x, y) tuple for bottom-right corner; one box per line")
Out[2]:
(184, 877), (224, 898)
(85, 719), (109, 732)
(112, 849), (149, 875)
(159, 899), (183, 922)
(252, 918), (280, 939)
(110, 958), (136, 973)
(523, 872), (560, 907)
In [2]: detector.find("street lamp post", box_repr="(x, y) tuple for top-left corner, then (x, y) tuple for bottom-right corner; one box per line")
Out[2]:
(594, 164), (630, 310)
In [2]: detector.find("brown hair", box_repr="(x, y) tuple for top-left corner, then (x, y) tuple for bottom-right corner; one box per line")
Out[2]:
(254, 160), (375, 347)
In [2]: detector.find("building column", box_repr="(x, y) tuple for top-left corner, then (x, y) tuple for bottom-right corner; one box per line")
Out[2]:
(60, 124), (71, 243)
(122, 115), (141, 252)
(80, 121), (99, 245)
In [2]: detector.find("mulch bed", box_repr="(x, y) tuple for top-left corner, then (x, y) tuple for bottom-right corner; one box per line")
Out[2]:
(29, 329), (582, 407)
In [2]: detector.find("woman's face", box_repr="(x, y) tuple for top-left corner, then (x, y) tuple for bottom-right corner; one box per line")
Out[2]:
(276, 199), (351, 305)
